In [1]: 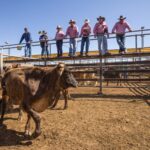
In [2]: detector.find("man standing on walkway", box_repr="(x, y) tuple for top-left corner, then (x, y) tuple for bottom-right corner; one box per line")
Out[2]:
(93, 16), (110, 56)
(19, 27), (32, 57)
(39, 31), (49, 58)
(66, 19), (79, 57)
(80, 19), (91, 56)
(112, 16), (132, 54)
(55, 25), (65, 57)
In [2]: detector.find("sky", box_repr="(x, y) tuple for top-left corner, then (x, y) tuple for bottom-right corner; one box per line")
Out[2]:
(0, 0), (150, 56)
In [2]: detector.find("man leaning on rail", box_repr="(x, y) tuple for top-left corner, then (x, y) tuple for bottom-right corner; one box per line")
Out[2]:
(19, 27), (32, 58)
(79, 19), (91, 56)
(66, 19), (79, 57)
(93, 16), (111, 56)
(55, 25), (65, 57)
(112, 15), (132, 54)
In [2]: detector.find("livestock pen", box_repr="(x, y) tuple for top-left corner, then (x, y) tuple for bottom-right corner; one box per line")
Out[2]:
(1, 28), (150, 98)
(0, 29), (150, 150)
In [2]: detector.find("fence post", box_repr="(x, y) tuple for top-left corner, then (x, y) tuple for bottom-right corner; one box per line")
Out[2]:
(141, 26), (144, 49)
(98, 56), (103, 95)
(135, 35), (138, 52)
(49, 43), (51, 56)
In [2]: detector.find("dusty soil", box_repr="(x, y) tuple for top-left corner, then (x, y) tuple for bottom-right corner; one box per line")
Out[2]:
(0, 85), (150, 150)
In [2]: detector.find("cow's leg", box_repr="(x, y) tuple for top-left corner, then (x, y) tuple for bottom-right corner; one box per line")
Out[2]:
(67, 92), (74, 100)
(51, 92), (61, 109)
(0, 95), (8, 125)
(68, 95), (74, 100)
(28, 109), (41, 138)
(24, 114), (31, 136)
(119, 79), (122, 86)
(18, 104), (23, 121)
(0, 99), (6, 125)
(117, 80), (119, 86)
(107, 80), (109, 86)
(63, 89), (68, 109)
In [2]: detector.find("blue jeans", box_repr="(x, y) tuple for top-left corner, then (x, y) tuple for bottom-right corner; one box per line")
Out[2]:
(116, 34), (126, 52)
(69, 38), (77, 56)
(41, 46), (49, 57)
(97, 35), (108, 55)
(80, 37), (90, 54)
(25, 43), (31, 57)
(56, 40), (63, 57)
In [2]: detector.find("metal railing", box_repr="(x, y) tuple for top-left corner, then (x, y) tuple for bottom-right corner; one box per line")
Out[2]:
(0, 28), (150, 57)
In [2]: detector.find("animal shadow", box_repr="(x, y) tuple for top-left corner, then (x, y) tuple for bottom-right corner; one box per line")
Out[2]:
(0, 124), (32, 147)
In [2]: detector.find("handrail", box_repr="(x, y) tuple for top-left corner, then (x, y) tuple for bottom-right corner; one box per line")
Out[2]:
(0, 28), (150, 49)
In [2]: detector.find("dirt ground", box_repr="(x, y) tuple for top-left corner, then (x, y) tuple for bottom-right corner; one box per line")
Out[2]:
(0, 85), (150, 150)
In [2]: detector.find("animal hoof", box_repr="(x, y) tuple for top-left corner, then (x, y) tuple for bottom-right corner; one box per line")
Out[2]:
(50, 105), (56, 109)
(24, 130), (32, 137)
(32, 130), (41, 138)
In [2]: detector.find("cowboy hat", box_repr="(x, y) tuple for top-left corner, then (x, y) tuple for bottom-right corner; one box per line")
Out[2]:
(69, 19), (76, 24)
(118, 15), (126, 20)
(97, 16), (105, 21)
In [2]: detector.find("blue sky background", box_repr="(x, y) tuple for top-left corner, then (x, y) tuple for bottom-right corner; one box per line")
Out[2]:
(0, 0), (150, 56)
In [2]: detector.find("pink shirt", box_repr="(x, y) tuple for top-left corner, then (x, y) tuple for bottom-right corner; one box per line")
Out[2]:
(80, 24), (91, 37)
(55, 30), (65, 40)
(112, 21), (131, 34)
(93, 22), (108, 35)
(66, 25), (79, 38)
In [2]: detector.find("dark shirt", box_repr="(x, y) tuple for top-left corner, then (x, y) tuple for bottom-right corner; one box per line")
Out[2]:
(19, 32), (32, 44)
(39, 34), (49, 47)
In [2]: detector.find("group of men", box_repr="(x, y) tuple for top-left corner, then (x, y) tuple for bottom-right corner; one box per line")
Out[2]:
(19, 15), (132, 58)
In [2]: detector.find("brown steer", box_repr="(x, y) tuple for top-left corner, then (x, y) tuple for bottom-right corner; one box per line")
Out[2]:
(0, 63), (77, 138)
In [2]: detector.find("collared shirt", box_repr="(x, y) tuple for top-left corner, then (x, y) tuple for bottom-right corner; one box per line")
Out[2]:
(55, 30), (65, 40)
(93, 22), (108, 35)
(112, 21), (131, 34)
(66, 25), (79, 38)
(80, 24), (91, 37)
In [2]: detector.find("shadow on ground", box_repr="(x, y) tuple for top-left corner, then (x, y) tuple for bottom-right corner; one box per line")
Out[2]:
(0, 124), (32, 147)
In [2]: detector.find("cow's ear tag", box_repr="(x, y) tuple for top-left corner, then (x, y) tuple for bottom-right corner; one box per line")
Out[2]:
(57, 63), (65, 76)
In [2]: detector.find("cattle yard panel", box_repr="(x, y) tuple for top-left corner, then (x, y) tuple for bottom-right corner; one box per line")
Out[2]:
(2, 53), (150, 96)
(0, 29), (150, 96)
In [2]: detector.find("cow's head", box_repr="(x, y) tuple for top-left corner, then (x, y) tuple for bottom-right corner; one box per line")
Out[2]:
(60, 67), (78, 89)
(56, 63), (65, 76)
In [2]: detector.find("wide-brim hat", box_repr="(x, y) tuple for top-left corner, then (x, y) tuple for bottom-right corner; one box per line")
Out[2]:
(118, 15), (126, 20)
(97, 16), (105, 21)
(69, 19), (76, 24)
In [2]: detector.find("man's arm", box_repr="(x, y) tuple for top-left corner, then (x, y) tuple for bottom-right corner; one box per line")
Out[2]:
(19, 33), (25, 44)
(93, 24), (97, 37)
(126, 23), (132, 32)
(112, 23), (117, 33)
